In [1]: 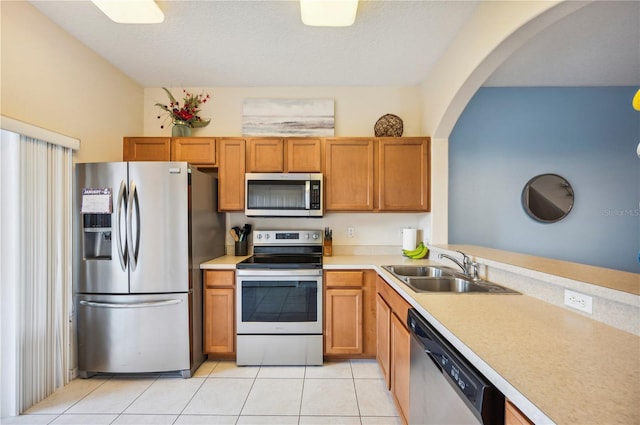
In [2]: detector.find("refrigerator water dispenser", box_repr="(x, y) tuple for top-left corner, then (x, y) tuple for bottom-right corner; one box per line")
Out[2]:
(82, 213), (112, 259)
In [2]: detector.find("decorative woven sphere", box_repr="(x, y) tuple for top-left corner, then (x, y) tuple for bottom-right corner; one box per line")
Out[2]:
(374, 114), (403, 137)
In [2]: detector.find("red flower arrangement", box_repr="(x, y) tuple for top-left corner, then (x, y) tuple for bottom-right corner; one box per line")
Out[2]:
(156, 87), (211, 129)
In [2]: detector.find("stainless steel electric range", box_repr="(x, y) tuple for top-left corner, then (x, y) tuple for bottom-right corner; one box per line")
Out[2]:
(235, 229), (323, 366)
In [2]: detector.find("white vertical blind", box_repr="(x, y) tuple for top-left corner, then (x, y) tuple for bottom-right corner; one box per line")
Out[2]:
(1, 121), (77, 417)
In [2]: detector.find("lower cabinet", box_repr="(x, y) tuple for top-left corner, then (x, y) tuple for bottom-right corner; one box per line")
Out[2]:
(203, 270), (235, 356)
(324, 270), (377, 357)
(376, 275), (411, 425)
(505, 400), (534, 425)
(391, 312), (411, 424)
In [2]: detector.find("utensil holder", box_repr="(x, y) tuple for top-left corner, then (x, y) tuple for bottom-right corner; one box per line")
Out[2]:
(235, 240), (248, 256)
(323, 239), (332, 257)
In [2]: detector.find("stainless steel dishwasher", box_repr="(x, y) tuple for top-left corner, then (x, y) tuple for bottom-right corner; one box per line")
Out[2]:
(408, 309), (505, 425)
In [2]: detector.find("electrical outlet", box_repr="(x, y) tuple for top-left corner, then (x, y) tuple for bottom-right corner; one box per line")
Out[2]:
(564, 289), (593, 314)
(347, 227), (355, 238)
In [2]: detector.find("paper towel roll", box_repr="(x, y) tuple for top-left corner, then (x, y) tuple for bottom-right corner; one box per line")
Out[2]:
(402, 228), (417, 251)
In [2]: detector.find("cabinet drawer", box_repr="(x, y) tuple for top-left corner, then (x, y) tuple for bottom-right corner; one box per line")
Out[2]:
(204, 270), (235, 288)
(325, 271), (364, 288)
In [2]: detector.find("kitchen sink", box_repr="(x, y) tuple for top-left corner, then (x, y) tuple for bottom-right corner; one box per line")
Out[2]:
(382, 265), (455, 277)
(403, 277), (489, 293)
(382, 265), (520, 294)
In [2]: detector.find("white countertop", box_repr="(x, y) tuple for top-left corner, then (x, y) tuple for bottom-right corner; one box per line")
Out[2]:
(200, 253), (640, 424)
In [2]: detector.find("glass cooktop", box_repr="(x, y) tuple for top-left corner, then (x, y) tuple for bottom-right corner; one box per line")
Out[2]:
(236, 254), (323, 269)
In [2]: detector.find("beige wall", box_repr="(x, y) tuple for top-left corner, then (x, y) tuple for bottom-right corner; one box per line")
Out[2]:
(143, 86), (422, 137)
(0, 1), (143, 163)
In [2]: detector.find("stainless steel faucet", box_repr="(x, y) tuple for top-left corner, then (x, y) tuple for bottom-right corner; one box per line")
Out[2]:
(438, 250), (479, 280)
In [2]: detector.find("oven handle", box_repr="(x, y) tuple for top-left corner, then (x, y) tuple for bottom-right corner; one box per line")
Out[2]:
(241, 281), (313, 288)
(236, 269), (322, 277)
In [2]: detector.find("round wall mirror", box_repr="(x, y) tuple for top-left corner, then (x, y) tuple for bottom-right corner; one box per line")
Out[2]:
(522, 174), (574, 223)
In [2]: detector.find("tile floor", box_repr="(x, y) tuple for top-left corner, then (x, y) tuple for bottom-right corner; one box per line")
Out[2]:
(5, 360), (401, 425)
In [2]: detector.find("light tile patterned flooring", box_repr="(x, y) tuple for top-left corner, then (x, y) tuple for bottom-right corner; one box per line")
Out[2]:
(5, 360), (401, 425)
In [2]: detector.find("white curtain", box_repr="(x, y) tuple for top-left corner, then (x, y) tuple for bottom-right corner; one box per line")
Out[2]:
(1, 119), (78, 417)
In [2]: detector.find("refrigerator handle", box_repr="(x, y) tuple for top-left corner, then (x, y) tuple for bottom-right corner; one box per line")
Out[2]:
(79, 299), (182, 309)
(115, 180), (127, 271)
(127, 180), (140, 271)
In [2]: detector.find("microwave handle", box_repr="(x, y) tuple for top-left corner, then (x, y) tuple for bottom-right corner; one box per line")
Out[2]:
(305, 180), (311, 210)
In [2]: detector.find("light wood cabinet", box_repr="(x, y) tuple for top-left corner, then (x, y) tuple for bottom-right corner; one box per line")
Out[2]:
(287, 138), (322, 172)
(203, 270), (235, 356)
(324, 138), (375, 211)
(246, 138), (322, 173)
(218, 138), (246, 211)
(391, 312), (411, 424)
(324, 270), (377, 357)
(123, 137), (171, 161)
(323, 137), (430, 212)
(378, 138), (429, 211)
(247, 138), (285, 172)
(505, 400), (533, 425)
(122, 137), (217, 166)
(123, 136), (429, 213)
(376, 294), (391, 387)
(377, 275), (412, 425)
(123, 137), (216, 165)
(171, 137), (216, 164)
(325, 288), (363, 354)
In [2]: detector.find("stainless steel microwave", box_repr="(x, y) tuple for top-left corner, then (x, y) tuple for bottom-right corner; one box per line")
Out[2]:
(245, 173), (323, 217)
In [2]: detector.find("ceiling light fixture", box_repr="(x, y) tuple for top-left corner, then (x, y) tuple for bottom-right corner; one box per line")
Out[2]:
(91, 0), (164, 24)
(300, 0), (358, 27)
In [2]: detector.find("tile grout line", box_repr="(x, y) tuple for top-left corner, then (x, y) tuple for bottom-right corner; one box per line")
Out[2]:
(109, 374), (161, 425)
(171, 372), (209, 425)
(235, 365), (260, 424)
(349, 360), (365, 425)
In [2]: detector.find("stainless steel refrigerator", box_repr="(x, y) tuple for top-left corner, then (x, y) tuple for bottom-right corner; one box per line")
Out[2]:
(73, 162), (225, 378)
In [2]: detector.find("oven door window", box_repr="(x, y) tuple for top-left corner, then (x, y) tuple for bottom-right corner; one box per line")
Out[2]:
(241, 280), (318, 322)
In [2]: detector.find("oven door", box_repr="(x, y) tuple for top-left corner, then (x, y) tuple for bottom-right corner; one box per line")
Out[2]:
(236, 269), (322, 335)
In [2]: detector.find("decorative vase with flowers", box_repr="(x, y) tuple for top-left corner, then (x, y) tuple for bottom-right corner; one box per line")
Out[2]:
(155, 87), (211, 136)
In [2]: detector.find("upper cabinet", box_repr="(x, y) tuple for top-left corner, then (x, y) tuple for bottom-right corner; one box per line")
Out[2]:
(324, 137), (430, 212)
(247, 138), (284, 172)
(287, 138), (322, 172)
(378, 138), (429, 211)
(123, 137), (171, 161)
(324, 138), (375, 211)
(172, 137), (216, 164)
(123, 136), (429, 213)
(246, 138), (322, 173)
(123, 137), (216, 165)
(218, 138), (246, 212)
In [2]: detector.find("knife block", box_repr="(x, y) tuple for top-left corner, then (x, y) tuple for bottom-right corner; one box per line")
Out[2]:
(323, 239), (332, 257)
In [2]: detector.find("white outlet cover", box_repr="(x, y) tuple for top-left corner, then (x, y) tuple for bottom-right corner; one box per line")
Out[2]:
(564, 289), (593, 314)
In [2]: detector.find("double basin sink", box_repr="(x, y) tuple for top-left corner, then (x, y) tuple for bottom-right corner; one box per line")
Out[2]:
(382, 265), (519, 294)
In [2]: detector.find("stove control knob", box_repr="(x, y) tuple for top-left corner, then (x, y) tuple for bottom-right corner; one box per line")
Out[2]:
(264, 234), (270, 239)
(304, 233), (310, 239)
(256, 234), (262, 240)
(312, 233), (319, 240)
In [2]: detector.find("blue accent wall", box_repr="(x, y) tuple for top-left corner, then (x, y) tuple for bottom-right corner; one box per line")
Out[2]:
(449, 87), (640, 273)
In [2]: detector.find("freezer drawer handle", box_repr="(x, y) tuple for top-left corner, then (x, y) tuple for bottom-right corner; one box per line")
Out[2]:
(79, 299), (182, 309)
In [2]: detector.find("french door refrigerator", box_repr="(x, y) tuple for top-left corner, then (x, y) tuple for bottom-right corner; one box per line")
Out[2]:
(73, 162), (225, 378)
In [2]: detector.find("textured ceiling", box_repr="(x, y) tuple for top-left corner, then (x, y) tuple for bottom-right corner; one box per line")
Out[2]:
(30, 0), (640, 88)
